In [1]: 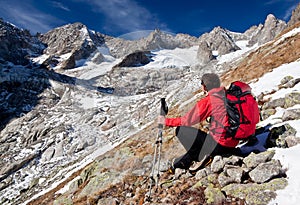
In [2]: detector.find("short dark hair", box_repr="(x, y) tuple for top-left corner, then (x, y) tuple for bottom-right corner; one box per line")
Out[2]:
(201, 73), (220, 91)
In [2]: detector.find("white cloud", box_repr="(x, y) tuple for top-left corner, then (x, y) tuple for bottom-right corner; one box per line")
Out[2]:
(79, 0), (169, 36)
(0, 0), (65, 33)
(283, 3), (298, 21)
(264, 0), (281, 5)
(51, 1), (71, 12)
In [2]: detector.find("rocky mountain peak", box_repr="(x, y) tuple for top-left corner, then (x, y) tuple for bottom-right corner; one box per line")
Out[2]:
(210, 26), (228, 34)
(141, 28), (199, 51)
(288, 3), (300, 27)
(143, 29), (175, 50)
(39, 22), (105, 69)
(147, 28), (165, 38)
(105, 28), (199, 59)
(201, 26), (240, 54)
(196, 26), (240, 64)
(248, 14), (287, 46)
(0, 18), (44, 66)
(263, 14), (286, 39)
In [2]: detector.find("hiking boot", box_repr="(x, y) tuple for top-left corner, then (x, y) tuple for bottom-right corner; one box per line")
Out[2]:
(167, 166), (175, 174)
(266, 125), (287, 147)
(166, 159), (175, 174)
(160, 159), (175, 174)
(189, 155), (213, 174)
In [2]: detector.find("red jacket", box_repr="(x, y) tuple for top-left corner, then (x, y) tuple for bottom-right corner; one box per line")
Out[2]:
(165, 87), (240, 147)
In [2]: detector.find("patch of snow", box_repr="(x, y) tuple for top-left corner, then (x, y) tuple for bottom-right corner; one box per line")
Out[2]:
(78, 60), (120, 79)
(217, 43), (256, 64)
(31, 54), (50, 65)
(212, 50), (218, 56)
(235, 40), (249, 49)
(270, 143), (300, 205)
(97, 46), (111, 56)
(247, 59), (300, 205)
(275, 27), (300, 45)
(75, 58), (87, 67)
(80, 27), (92, 42)
(251, 60), (300, 97)
(143, 46), (198, 69)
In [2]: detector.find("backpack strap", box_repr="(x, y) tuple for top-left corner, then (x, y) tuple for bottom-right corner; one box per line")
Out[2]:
(227, 95), (250, 125)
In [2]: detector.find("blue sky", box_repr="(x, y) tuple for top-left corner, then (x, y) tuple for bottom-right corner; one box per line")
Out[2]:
(0, 0), (299, 39)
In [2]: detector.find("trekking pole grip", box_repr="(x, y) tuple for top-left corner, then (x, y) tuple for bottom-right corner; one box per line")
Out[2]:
(160, 98), (168, 116)
(158, 98), (168, 129)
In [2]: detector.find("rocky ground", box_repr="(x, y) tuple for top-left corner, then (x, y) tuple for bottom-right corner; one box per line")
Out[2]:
(25, 22), (300, 205)
(27, 73), (300, 205)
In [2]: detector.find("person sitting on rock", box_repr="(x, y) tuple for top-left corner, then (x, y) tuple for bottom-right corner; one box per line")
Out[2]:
(158, 73), (260, 173)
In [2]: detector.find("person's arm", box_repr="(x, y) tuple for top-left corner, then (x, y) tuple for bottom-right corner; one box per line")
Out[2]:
(163, 97), (211, 127)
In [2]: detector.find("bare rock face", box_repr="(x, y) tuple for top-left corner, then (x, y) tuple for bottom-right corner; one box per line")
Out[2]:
(113, 51), (152, 68)
(39, 22), (105, 69)
(197, 40), (214, 65)
(243, 24), (264, 41)
(288, 3), (300, 27)
(142, 29), (199, 50)
(60, 53), (76, 69)
(105, 29), (200, 58)
(248, 14), (287, 46)
(198, 26), (241, 57)
(0, 19), (44, 66)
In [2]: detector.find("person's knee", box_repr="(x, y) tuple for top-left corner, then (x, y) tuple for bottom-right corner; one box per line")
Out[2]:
(175, 126), (182, 136)
(175, 126), (194, 135)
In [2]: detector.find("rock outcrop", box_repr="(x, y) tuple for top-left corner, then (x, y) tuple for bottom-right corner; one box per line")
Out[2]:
(196, 40), (215, 65)
(39, 22), (106, 69)
(41, 125), (293, 205)
(105, 29), (200, 58)
(113, 50), (152, 68)
(198, 26), (241, 57)
(0, 19), (44, 66)
(248, 14), (287, 46)
(288, 3), (300, 27)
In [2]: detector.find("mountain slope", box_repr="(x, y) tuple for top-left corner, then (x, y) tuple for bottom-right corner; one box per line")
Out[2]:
(23, 18), (300, 205)
(221, 22), (300, 85)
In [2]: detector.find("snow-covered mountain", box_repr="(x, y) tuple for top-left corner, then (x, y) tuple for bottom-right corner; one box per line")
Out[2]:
(0, 3), (300, 205)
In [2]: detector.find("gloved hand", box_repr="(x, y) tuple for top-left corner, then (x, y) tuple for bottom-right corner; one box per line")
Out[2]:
(157, 115), (166, 125)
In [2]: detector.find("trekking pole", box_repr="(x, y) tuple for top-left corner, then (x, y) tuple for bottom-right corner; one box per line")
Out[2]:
(146, 98), (168, 201)
(155, 98), (168, 188)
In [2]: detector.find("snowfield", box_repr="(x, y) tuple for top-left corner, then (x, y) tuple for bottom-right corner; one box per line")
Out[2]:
(250, 60), (300, 205)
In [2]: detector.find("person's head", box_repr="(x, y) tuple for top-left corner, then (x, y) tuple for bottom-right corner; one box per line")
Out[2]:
(201, 73), (221, 91)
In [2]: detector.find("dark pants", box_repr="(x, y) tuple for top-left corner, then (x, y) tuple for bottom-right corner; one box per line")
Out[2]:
(173, 126), (235, 169)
